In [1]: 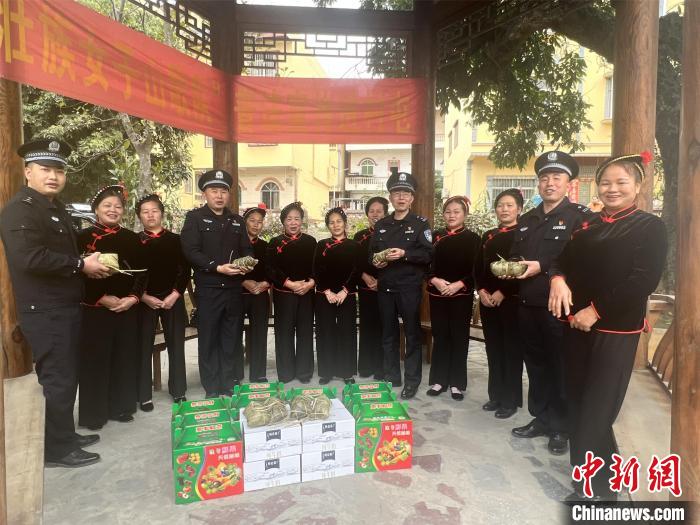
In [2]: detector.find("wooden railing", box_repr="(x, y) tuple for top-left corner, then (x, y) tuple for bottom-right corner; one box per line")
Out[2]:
(646, 294), (675, 395)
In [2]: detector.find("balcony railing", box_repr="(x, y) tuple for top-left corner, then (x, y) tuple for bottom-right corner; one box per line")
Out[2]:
(345, 175), (389, 192)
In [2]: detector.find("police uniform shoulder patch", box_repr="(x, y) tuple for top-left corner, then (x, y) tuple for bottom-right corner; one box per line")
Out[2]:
(424, 230), (432, 242)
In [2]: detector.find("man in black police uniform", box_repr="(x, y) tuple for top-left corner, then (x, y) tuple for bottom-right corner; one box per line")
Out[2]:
(180, 169), (252, 398)
(0, 139), (111, 468)
(509, 150), (593, 455)
(370, 171), (433, 399)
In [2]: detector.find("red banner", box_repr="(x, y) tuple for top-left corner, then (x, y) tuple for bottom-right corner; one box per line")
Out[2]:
(233, 76), (426, 144)
(0, 0), (426, 144)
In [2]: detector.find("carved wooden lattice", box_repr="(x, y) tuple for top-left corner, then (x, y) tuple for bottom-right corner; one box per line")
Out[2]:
(125, 0), (211, 61)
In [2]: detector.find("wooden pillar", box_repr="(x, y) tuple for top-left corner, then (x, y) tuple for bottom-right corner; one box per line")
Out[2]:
(611, 0), (659, 369)
(0, 78), (31, 379)
(671, 0), (700, 504)
(0, 77), (26, 525)
(612, 0), (659, 211)
(410, 1), (435, 225)
(210, 2), (241, 212)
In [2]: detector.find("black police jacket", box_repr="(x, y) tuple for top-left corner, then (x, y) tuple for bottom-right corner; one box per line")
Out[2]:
(180, 205), (251, 288)
(550, 206), (667, 332)
(0, 186), (84, 312)
(369, 211), (433, 291)
(510, 198), (593, 307)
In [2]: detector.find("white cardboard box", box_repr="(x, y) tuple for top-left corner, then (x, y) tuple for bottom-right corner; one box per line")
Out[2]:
(241, 412), (302, 462)
(244, 455), (301, 492)
(301, 399), (355, 453)
(301, 447), (355, 482)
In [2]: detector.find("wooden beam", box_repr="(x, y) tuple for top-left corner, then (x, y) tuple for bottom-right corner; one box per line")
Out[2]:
(208, 1), (241, 213)
(611, 0), (659, 370)
(236, 4), (414, 35)
(671, 0), (700, 504)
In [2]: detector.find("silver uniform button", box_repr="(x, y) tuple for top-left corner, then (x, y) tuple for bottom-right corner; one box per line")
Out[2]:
(30, 305), (35, 310)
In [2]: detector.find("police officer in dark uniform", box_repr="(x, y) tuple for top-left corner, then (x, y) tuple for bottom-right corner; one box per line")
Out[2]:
(180, 169), (252, 398)
(508, 151), (593, 455)
(369, 171), (433, 399)
(0, 138), (110, 468)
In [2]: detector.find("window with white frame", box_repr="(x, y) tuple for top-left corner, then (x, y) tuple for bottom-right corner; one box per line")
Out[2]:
(447, 131), (453, 156)
(486, 176), (537, 206)
(205, 136), (213, 148)
(261, 181), (280, 210)
(250, 52), (277, 77)
(466, 161), (473, 196)
(359, 158), (376, 176)
(604, 77), (614, 119)
(471, 124), (478, 143)
(452, 121), (459, 150)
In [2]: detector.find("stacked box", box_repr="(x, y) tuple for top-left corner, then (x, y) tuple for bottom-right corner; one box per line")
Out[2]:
(286, 386), (337, 400)
(352, 401), (413, 473)
(244, 455), (301, 491)
(302, 448), (355, 482)
(301, 399), (355, 453)
(233, 381), (284, 397)
(342, 381), (393, 399)
(300, 399), (355, 482)
(240, 396), (302, 491)
(343, 390), (397, 412)
(234, 389), (284, 409)
(172, 421), (244, 504)
(171, 398), (239, 445)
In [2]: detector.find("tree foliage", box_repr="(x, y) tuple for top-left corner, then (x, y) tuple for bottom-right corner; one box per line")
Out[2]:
(21, 0), (192, 229)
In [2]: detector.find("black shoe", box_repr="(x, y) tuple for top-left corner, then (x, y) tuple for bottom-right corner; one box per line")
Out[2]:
(387, 378), (402, 388)
(205, 392), (219, 399)
(358, 373), (372, 378)
(46, 448), (101, 468)
(173, 396), (187, 403)
(343, 378), (355, 385)
(139, 401), (154, 412)
(548, 432), (569, 455)
(373, 374), (385, 381)
(450, 389), (465, 401)
(298, 377), (311, 384)
(400, 384), (418, 399)
(426, 385), (446, 397)
(112, 413), (134, 423)
(319, 377), (331, 385)
(85, 423), (103, 431)
(511, 419), (549, 438)
(495, 407), (517, 419)
(252, 378), (268, 383)
(76, 434), (100, 448)
(482, 400), (500, 411)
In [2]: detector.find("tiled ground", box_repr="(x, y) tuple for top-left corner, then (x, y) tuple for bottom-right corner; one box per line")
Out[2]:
(44, 338), (578, 525)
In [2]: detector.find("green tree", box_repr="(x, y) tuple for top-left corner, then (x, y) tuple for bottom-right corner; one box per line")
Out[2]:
(322, 0), (680, 291)
(21, 0), (192, 230)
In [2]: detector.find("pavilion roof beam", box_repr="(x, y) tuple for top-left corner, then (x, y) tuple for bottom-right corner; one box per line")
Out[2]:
(236, 4), (415, 36)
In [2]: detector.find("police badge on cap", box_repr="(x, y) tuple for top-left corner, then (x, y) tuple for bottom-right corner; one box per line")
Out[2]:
(386, 171), (417, 193)
(17, 138), (72, 168)
(198, 169), (233, 191)
(534, 150), (579, 180)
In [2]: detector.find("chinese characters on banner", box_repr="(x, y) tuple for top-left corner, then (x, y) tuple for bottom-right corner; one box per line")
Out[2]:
(232, 76), (427, 144)
(573, 452), (682, 498)
(0, 0), (427, 144)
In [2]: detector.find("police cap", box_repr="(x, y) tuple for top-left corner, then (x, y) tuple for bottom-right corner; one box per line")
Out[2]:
(386, 171), (417, 194)
(17, 138), (72, 168)
(199, 169), (232, 191)
(534, 150), (579, 180)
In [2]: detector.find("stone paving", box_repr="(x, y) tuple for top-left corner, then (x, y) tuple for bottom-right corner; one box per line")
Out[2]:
(44, 338), (581, 525)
